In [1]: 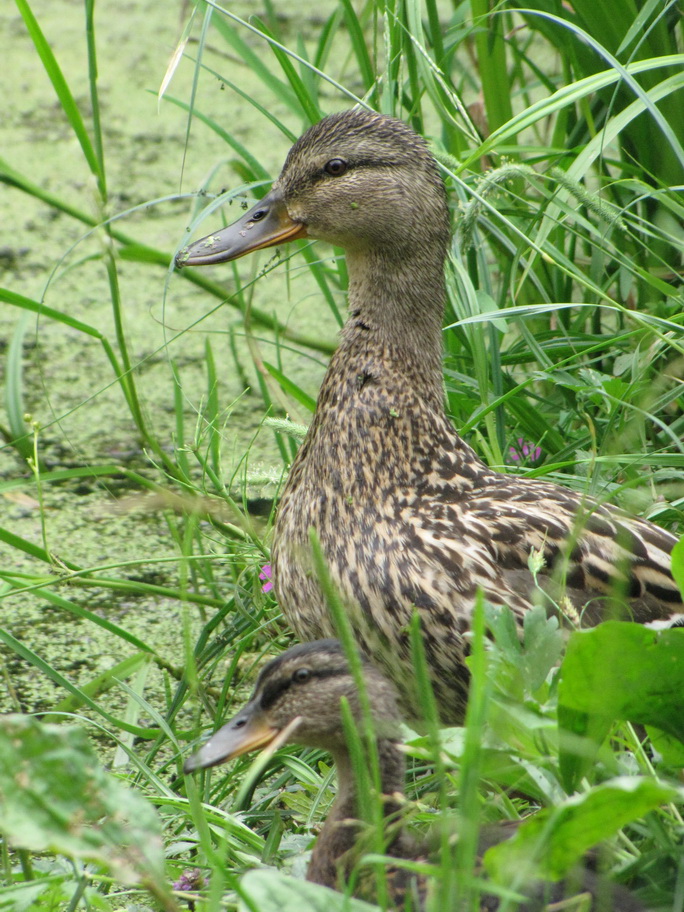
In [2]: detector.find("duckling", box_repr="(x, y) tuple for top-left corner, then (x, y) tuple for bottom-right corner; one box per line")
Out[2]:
(184, 639), (646, 911)
(177, 109), (683, 723)
(185, 639), (407, 892)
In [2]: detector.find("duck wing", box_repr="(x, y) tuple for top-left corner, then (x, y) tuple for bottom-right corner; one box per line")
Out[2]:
(459, 473), (683, 625)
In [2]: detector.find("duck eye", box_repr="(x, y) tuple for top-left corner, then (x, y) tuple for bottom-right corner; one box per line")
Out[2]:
(324, 158), (347, 177)
(292, 667), (311, 683)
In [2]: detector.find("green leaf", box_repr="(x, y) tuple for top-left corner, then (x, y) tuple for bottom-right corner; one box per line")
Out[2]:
(0, 716), (169, 893)
(250, 18), (322, 125)
(671, 535), (684, 602)
(239, 869), (379, 911)
(648, 726), (684, 768)
(0, 879), (61, 911)
(485, 603), (522, 658)
(559, 623), (684, 742)
(15, 0), (102, 188)
(557, 705), (612, 794)
(263, 362), (317, 412)
(484, 777), (680, 883)
(5, 313), (33, 460)
(521, 607), (565, 691)
(486, 605), (564, 698)
(48, 653), (152, 718)
(470, 0), (515, 134)
(341, 0), (375, 94)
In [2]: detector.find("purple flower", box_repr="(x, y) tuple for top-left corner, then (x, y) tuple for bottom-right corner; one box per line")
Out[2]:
(172, 868), (204, 893)
(509, 437), (542, 464)
(259, 563), (273, 593)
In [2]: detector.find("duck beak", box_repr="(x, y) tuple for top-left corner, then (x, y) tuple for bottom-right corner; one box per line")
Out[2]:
(175, 188), (307, 268)
(184, 701), (278, 773)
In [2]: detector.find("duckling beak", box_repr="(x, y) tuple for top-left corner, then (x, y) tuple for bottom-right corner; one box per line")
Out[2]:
(175, 188), (308, 268)
(183, 701), (278, 773)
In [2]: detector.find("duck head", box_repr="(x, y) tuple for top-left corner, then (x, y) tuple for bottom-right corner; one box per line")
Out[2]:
(175, 109), (450, 268)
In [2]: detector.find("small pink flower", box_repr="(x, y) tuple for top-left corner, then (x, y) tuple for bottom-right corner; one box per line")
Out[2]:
(509, 437), (542, 464)
(259, 563), (273, 593)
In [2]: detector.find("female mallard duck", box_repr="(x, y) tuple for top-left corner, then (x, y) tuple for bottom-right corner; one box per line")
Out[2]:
(177, 109), (683, 723)
(184, 639), (645, 910)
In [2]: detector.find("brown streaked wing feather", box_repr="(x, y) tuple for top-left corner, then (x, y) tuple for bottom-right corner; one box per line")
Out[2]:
(454, 475), (683, 621)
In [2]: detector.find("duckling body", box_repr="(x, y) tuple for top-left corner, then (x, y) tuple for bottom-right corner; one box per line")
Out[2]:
(178, 110), (683, 723)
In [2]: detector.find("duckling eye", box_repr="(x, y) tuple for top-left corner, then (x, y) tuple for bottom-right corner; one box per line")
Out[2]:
(324, 158), (347, 177)
(292, 667), (311, 683)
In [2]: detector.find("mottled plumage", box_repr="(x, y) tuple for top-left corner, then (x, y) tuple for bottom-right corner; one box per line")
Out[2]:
(184, 640), (647, 911)
(184, 640), (407, 893)
(178, 109), (683, 723)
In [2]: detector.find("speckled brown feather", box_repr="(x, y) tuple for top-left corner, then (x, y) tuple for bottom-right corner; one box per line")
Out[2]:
(266, 110), (683, 723)
(180, 108), (683, 724)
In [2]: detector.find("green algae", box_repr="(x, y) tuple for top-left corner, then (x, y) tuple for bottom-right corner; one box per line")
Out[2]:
(0, 0), (340, 734)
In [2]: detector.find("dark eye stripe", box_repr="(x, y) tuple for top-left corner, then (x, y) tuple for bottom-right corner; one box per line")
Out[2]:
(259, 677), (291, 710)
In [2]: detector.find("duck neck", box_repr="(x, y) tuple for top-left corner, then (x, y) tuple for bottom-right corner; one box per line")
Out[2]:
(307, 737), (406, 888)
(342, 244), (447, 406)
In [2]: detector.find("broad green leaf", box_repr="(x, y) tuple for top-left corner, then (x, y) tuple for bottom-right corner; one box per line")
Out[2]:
(485, 603), (522, 658)
(239, 869), (379, 911)
(0, 716), (168, 892)
(0, 879), (61, 911)
(559, 623), (684, 743)
(648, 726), (684, 768)
(484, 777), (680, 883)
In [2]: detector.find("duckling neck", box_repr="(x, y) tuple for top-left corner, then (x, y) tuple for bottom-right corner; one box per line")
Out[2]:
(343, 245), (447, 405)
(307, 737), (406, 889)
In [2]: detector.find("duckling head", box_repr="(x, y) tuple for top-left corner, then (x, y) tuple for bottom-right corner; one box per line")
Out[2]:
(184, 639), (401, 773)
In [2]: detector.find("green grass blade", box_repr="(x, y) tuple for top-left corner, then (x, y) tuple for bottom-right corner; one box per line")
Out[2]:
(470, 0), (515, 134)
(212, 15), (302, 115)
(341, 0), (376, 96)
(252, 17), (322, 124)
(4, 313), (32, 460)
(0, 625), (154, 737)
(262, 362), (316, 413)
(15, 0), (103, 192)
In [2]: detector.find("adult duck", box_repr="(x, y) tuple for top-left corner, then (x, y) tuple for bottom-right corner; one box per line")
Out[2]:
(184, 639), (646, 910)
(177, 109), (683, 722)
